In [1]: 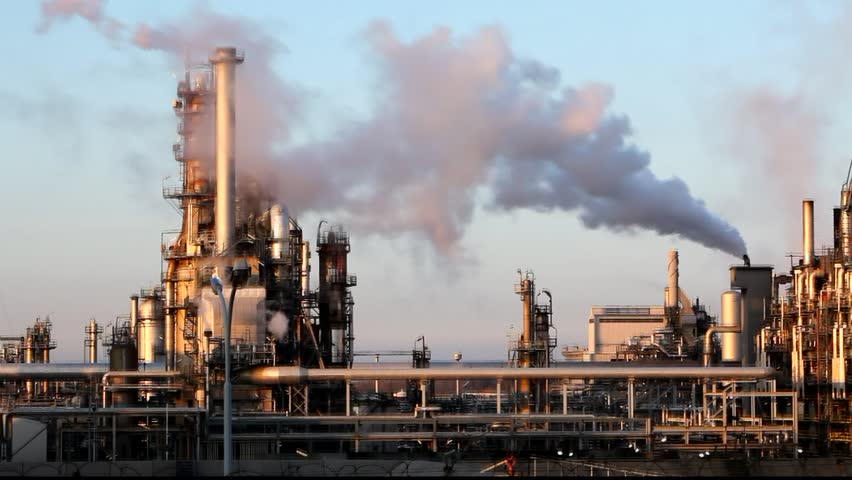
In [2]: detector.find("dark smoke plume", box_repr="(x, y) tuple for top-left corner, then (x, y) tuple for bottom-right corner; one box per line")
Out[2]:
(36, 3), (748, 257)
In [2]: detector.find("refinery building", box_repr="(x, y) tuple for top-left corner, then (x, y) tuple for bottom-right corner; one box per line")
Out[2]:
(1, 47), (851, 477)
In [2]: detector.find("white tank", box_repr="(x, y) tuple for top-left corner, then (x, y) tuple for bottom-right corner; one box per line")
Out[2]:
(721, 289), (743, 363)
(137, 297), (164, 364)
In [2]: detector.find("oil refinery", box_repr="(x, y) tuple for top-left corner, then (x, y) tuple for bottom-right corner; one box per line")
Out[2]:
(1, 46), (851, 477)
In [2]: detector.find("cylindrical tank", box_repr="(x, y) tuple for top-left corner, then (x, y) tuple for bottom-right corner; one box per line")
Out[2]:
(803, 200), (815, 266)
(130, 295), (139, 338)
(270, 204), (290, 259)
(138, 296), (164, 364)
(109, 340), (139, 407)
(211, 47), (244, 255)
(85, 318), (99, 364)
(721, 290), (743, 364)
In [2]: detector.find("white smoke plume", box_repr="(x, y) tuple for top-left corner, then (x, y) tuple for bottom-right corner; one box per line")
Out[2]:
(267, 311), (289, 341)
(277, 22), (747, 256)
(36, 3), (748, 257)
(36, 0), (123, 41)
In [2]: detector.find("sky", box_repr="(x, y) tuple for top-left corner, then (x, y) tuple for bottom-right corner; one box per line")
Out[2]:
(1, 0), (850, 362)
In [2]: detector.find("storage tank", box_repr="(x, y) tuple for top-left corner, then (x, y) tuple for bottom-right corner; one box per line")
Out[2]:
(109, 334), (139, 407)
(720, 289), (743, 364)
(137, 291), (164, 364)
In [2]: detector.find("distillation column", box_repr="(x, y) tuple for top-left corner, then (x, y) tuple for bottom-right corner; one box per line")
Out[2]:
(516, 271), (534, 414)
(211, 47), (244, 255)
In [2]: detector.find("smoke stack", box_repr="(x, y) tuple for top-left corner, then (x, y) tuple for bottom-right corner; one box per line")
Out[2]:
(211, 47), (244, 254)
(666, 249), (679, 309)
(842, 186), (851, 261)
(803, 199), (815, 266)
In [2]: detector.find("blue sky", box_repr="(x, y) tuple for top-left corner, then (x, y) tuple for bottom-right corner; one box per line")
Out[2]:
(1, 1), (849, 361)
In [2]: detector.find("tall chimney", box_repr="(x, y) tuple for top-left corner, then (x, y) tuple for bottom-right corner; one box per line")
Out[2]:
(803, 199), (814, 266)
(666, 249), (679, 308)
(842, 187), (851, 260)
(211, 47), (244, 254)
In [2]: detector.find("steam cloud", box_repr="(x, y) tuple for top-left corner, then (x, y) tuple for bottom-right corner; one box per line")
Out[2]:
(267, 311), (289, 341)
(37, 2), (748, 257)
(37, 0), (123, 41)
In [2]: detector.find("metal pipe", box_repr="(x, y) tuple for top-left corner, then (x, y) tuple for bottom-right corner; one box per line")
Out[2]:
(803, 199), (815, 266)
(211, 47), (243, 254)
(807, 268), (823, 301)
(0, 364), (109, 379)
(239, 365), (775, 385)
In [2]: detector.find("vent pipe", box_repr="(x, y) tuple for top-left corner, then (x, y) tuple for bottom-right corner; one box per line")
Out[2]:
(803, 200), (815, 267)
(211, 47), (244, 254)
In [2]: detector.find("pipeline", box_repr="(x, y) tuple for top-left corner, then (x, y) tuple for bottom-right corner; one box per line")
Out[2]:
(238, 364), (776, 385)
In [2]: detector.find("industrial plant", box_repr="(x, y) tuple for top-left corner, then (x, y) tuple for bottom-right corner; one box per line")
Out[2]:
(1, 47), (851, 477)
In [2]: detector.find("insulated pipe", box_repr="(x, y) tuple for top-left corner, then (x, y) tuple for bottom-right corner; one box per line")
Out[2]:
(211, 47), (243, 255)
(0, 364), (109, 379)
(803, 199), (815, 267)
(238, 365), (775, 385)
(808, 268), (823, 301)
(666, 249), (679, 309)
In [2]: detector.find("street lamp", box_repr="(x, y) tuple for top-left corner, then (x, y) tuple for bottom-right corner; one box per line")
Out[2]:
(211, 258), (250, 477)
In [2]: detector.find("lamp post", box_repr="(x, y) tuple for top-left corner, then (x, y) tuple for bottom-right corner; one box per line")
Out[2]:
(211, 259), (250, 477)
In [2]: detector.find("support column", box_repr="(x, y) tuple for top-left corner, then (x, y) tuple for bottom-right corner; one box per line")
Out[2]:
(112, 415), (117, 462)
(628, 379), (635, 419)
(562, 383), (568, 415)
(346, 380), (351, 417)
(497, 380), (502, 414)
(420, 379), (428, 409)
